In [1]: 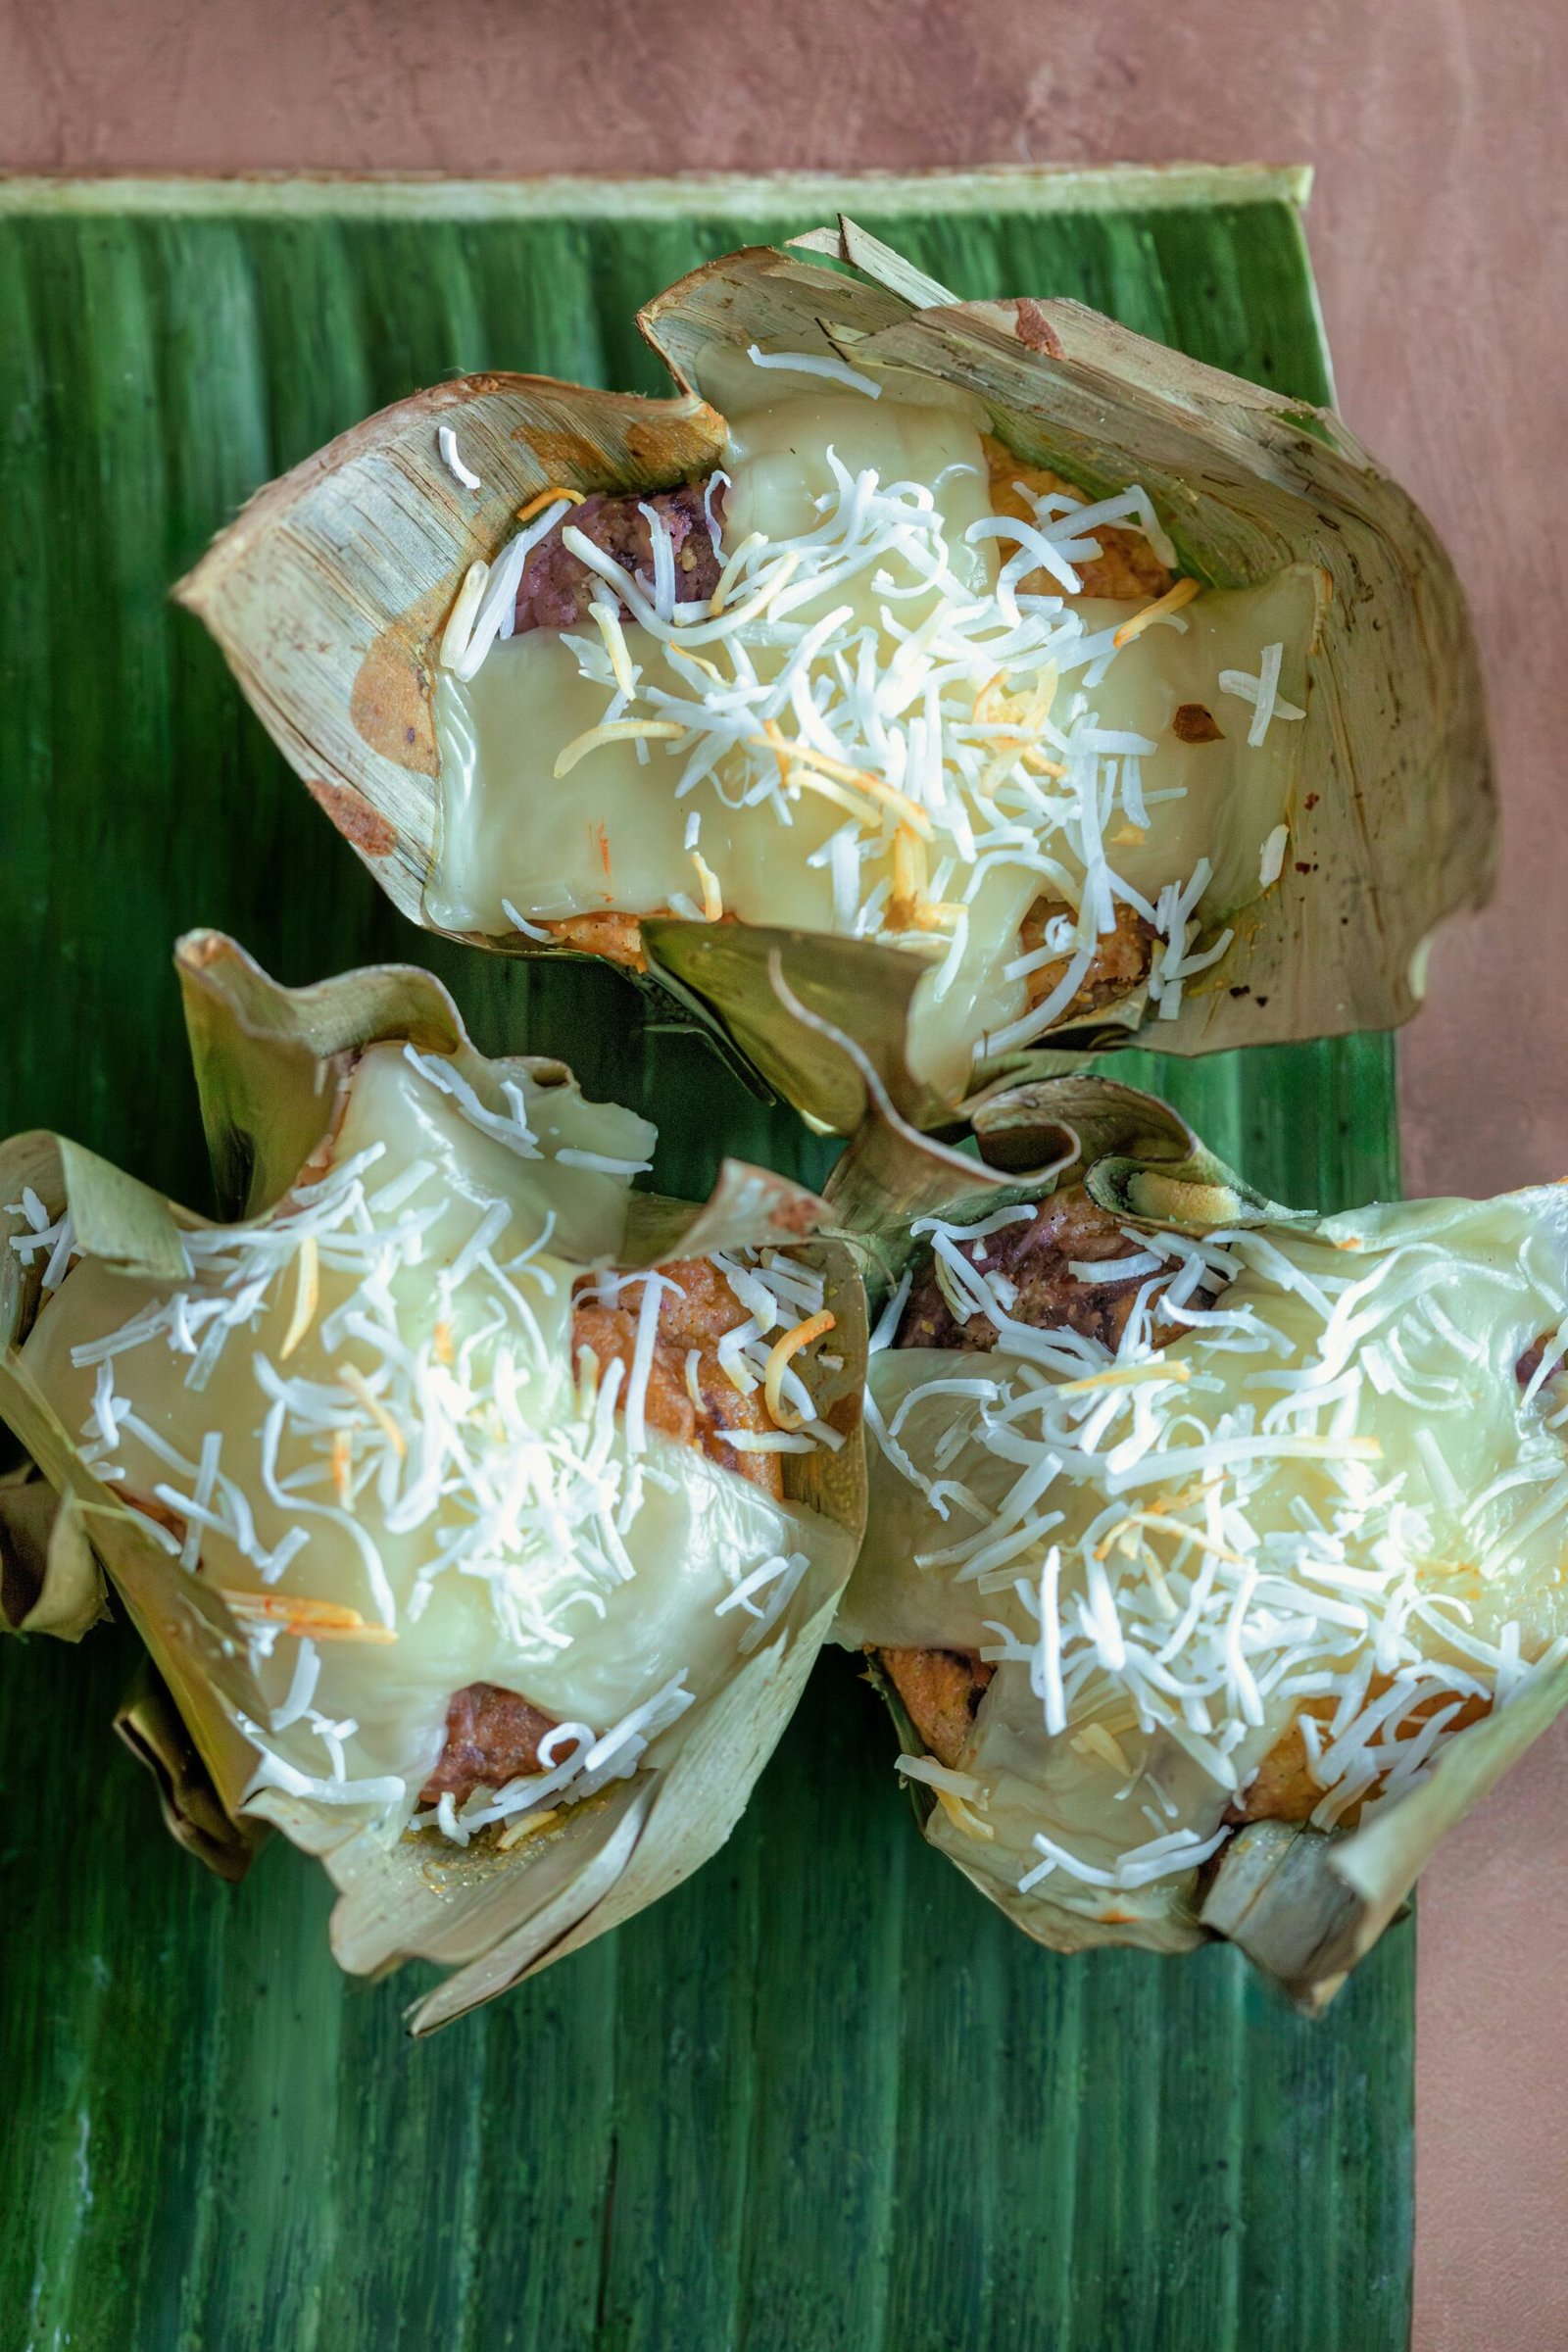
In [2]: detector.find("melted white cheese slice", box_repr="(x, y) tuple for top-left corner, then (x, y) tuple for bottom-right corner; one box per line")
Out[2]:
(427, 389), (1312, 1096)
(24, 1046), (837, 1815)
(845, 1191), (1568, 1924)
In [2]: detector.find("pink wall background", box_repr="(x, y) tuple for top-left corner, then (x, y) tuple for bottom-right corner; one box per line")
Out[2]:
(4, 3), (1564, 2342)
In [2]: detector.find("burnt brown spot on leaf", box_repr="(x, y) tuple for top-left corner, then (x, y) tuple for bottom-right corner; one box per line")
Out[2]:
(348, 578), (446, 776)
(305, 778), (399, 858)
(1011, 299), (1064, 358)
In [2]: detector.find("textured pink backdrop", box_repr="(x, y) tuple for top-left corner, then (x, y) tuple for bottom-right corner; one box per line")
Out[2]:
(3, 4), (1566, 2345)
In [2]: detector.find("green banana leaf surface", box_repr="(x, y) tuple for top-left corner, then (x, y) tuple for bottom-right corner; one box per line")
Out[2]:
(0, 169), (1410, 2351)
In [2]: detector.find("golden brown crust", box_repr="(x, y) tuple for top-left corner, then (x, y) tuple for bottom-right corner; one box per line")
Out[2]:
(1229, 1685), (1494, 1828)
(895, 1183), (1164, 1357)
(982, 435), (1175, 603)
(1019, 898), (1155, 1019)
(877, 1645), (995, 1768)
(539, 910), (649, 967)
(570, 1256), (784, 1497)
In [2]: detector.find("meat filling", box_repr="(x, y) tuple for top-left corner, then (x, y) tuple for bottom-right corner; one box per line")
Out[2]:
(1516, 1334), (1566, 1391)
(981, 435), (1176, 603)
(535, 908), (652, 967)
(569, 1255), (783, 1498)
(1171, 702), (1225, 745)
(420, 1682), (557, 1808)
(876, 1645), (995, 1770)
(424, 1255), (792, 1809)
(1018, 898), (1156, 1023)
(1227, 1685), (1493, 1830)
(532, 906), (740, 970)
(895, 1184), (1161, 1357)
(514, 477), (722, 634)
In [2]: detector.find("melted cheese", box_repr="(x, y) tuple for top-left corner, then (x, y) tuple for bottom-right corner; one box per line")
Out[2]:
(24, 1047), (839, 1819)
(845, 1190), (1568, 1924)
(427, 387), (1313, 1096)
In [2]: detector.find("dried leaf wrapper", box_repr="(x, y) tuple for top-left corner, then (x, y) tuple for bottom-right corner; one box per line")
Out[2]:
(0, 934), (867, 2031)
(177, 220), (1493, 1129)
(818, 993), (1568, 2006)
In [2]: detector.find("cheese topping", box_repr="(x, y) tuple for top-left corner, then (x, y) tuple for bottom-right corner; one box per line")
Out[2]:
(428, 379), (1313, 1095)
(844, 1191), (1568, 1926)
(17, 1044), (843, 1844)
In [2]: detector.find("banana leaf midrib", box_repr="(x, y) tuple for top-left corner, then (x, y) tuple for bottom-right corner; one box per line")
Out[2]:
(0, 162), (1317, 221)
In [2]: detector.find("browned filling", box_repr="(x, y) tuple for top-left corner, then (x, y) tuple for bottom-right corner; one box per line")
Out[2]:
(882, 1192), (1511, 1831)
(895, 1183), (1166, 1358)
(877, 1645), (995, 1769)
(536, 909), (655, 967)
(420, 1682), (557, 1806)
(1224, 1684), (1494, 1831)
(1171, 701), (1225, 745)
(981, 435), (1175, 603)
(569, 1255), (783, 1499)
(531, 906), (742, 970)
(1017, 899), (1156, 1024)
(513, 478), (723, 635)
(1516, 1335), (1561, 1389)
(424, 1255), (795, 1808)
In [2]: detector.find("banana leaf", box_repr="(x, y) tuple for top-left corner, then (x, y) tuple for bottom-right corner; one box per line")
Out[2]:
(0, 932), (866, 2030)
(0, 1461), (104, 1639)
(0, 170), (1413, 2352)
(810, 967), (1568, 2004)
(176, 215), (1492, 1129)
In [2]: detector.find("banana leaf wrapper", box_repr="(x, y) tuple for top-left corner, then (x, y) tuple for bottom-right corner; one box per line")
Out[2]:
(0, 1458), (105, 1640)
(0, 932), (867, 2032)
(812, 980), (1568, 2008)
(175, 218), (1494, 1132)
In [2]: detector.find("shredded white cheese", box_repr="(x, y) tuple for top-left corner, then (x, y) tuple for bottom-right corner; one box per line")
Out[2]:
(464, 439), (1235, 1050)
(1258, 822), (1290, 887)
(869, 1195), (1568, 1900)
(745, 343), (883, 398)
(42, 1053), (832, 1850)
(1219, 643), (1306, 748)
(437, 423), (482, 490)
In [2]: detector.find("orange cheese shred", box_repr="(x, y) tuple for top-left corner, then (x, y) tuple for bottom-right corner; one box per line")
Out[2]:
(763, 1309), (836, 1433)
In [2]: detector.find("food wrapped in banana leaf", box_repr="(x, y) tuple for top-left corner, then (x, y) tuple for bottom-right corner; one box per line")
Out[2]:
(177, 219), (1492, 1130)
(0, 934), (864, 2031)
(824, 1041), (1568, 2005)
